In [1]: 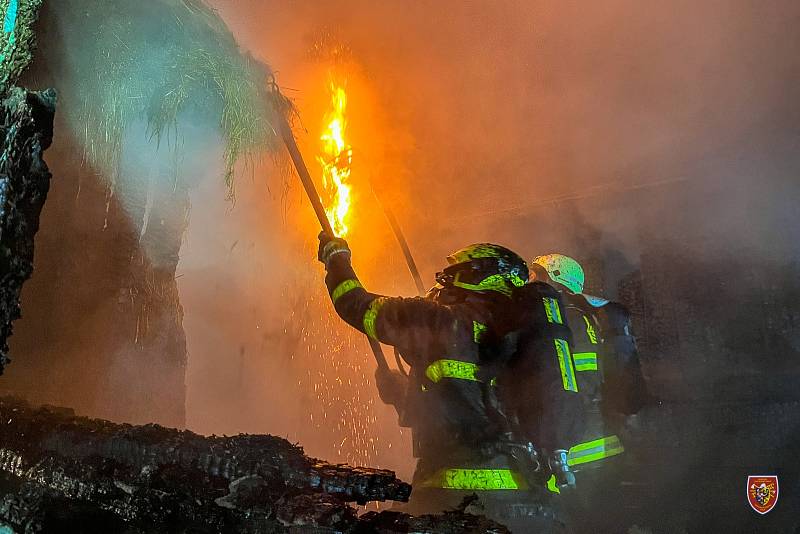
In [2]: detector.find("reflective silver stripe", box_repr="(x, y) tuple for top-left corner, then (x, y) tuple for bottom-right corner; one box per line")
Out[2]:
(555, 338), (578, 392)
(567, 435), (624, 466)
(543, 297), (564, 324)
(572, 352), (597, 371)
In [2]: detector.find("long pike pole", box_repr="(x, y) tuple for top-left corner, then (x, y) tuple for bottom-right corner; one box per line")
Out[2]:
(369, 184), (426, 296)
(368, 182), (423, 376)
(277, 115), (389, 370)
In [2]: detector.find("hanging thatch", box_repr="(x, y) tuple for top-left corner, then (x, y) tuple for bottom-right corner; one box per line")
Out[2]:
(42, 0), (292, 197)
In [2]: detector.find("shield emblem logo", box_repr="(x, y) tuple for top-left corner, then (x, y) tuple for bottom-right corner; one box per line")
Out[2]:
(747, 475), (779, 514)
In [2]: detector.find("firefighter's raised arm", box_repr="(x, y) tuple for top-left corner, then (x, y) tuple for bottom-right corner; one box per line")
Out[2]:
(318, 233), (459, 356)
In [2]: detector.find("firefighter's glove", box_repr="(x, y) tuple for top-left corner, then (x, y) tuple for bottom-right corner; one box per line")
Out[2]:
(549, 449), (576, 491)
(318, 232), (351, 268)
(375, 366), (407, 407)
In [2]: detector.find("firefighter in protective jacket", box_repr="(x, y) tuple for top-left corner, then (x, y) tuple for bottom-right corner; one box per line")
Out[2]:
(319, 233), (570, 532)
(528, 253), (649, 528)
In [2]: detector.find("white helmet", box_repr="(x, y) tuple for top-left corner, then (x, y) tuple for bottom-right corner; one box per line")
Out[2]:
(531, 254), (585, 294)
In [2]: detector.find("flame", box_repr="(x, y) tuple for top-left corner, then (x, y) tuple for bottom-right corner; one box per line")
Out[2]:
(317, 78), (353, 236)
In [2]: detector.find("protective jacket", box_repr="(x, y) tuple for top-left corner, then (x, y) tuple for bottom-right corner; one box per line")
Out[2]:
(497, 282), (581, 455)
(556, 292), (648, 472)
(325, 254), (515, 484)
(325, 255), (576, 531)
(326, 255), (569, 491)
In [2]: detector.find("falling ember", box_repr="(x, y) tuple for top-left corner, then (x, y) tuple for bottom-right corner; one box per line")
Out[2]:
(317, 78), (353, 236)
(280, 276), (381, 468)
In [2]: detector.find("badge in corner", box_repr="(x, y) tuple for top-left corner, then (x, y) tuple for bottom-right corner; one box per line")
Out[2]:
(747, 475), (779, 515)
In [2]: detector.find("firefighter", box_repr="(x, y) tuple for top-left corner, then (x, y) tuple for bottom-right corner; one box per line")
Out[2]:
(318, 233), (569, 533)
(528, 253), (649, 531)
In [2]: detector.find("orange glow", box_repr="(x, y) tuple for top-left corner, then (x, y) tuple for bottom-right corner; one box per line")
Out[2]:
(317, 77), (353, 237)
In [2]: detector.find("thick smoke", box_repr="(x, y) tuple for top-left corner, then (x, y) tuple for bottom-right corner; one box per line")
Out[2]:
(19, 0), (795, 503)
(179, 0), (800, 486)
(0, 0), (795, 528)
(207, 0), (800, 266)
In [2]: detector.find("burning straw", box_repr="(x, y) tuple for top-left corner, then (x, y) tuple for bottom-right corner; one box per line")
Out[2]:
(50, 0), (290, 197)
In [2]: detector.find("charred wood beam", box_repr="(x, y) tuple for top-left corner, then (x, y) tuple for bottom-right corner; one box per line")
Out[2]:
(0, 397), (409, 505)
(0, 397), (511, 533)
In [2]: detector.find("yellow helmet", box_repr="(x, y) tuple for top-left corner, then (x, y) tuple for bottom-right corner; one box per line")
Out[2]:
(435, 243), (528, 296)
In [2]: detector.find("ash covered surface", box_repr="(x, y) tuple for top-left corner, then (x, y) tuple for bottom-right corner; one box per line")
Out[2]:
(0, 397), (508, 533)
(0, 87), (54, 375)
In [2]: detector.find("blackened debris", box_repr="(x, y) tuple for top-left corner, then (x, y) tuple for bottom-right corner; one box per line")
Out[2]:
(358, 510), (512, 534)
(0, 397), (509, 533)
(0, 87), (55, 374)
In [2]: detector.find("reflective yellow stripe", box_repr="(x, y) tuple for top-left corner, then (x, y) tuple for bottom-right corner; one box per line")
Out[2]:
(543, 297), (563, 324)
(425, 359), (479, 383)
(424, 359), (497, 386)
(473, 321), (487, 343)
(572, 352), (598, 371)
(424, 468), (527, 490)
(555, 338), (578, 392)
(453, 273), (515, 296)
(567, 435), (624, 466)
(546, 474), (561, 494)
(363, 297), (386, 340)
(582, 315), (598, 344)
(331, 279), (363, 304)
